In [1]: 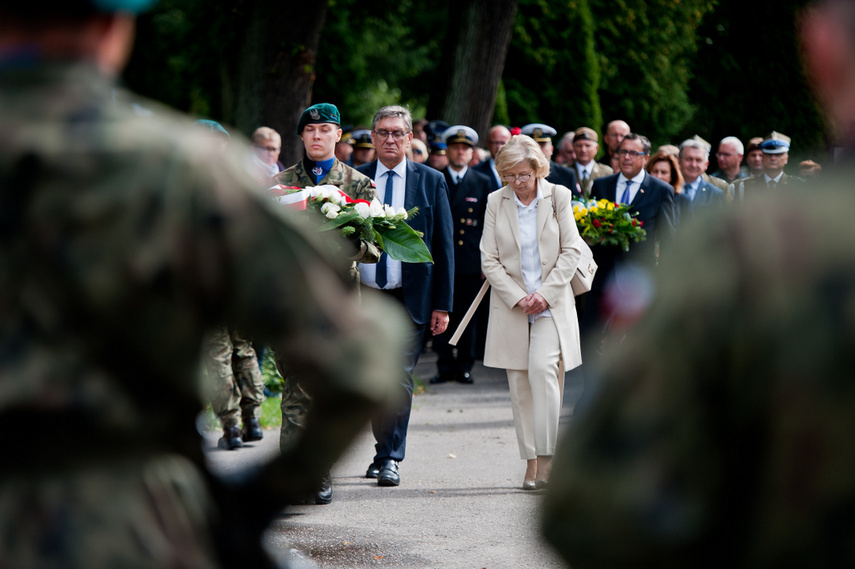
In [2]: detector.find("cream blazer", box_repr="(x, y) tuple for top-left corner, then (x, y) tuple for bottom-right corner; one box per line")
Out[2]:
(480, 180), (583, 371)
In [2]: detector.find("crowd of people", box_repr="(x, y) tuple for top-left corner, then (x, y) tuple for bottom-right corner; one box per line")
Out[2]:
(7, 0), (855, 567)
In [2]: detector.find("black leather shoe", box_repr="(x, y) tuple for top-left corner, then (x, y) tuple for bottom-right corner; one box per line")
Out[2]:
(365, 462), (381, 479)
(217, 425), (243, 450)
(429, 372), (453, 384)
(241, 417), (263, 441)
(457, 371), (474, 384)
(315, 472), (333, 504)
(377, 459), (400, 487)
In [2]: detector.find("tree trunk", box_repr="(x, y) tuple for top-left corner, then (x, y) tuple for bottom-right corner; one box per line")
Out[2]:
(428, 0), (518, 142)
(231, 0), (329, 165)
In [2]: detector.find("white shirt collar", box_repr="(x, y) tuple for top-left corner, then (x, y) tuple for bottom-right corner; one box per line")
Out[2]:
(377, 158), (407, 180)
(764, 172), (784, 184)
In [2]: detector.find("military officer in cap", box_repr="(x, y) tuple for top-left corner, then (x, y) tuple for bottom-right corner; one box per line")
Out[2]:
(272, 102), (381, 505)
(351, 128), (376, 167)
(430, 126), (493, 384)
(428, 138), (450, 171)
(521, 123), (581, 196)
(572, 126), (613, 198)
(735, 131), (805, 200)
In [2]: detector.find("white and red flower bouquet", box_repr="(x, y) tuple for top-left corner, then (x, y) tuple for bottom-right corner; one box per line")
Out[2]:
(269, 184), (433, 263)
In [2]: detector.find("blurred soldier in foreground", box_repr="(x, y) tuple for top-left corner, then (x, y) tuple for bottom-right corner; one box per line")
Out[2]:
(0, 3), (404, 568)
(543, 1), (855, 566)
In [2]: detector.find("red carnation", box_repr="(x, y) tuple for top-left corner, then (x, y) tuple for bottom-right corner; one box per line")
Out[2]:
(593, 219), (602, 228)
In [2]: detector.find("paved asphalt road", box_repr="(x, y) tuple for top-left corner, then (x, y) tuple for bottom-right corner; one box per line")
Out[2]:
(205, 351), (585, 569)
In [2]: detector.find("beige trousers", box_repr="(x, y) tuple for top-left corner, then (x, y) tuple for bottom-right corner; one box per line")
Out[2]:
(506, 317), (565, 460)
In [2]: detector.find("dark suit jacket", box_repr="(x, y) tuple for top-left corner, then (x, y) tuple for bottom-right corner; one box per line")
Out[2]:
(357, 160), (455, 326)
(473, 158), (502, 190)
(590, 171), (677, 282)
(443, 167), (491, 276)
(546, 162), (581, 197)
(677, 178), (725, 225)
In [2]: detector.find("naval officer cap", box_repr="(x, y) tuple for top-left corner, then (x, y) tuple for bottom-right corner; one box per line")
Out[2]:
(761, 131), (791, 154)
(521, 123), (557, 143)
(441, 125), (479, 147)
(429, 139), (447, 155)
(351, 129), (374, 149)
(296, 103), (341, 135)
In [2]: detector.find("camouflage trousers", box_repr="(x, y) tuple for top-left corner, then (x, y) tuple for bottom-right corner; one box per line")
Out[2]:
(203, 327), (264, 429)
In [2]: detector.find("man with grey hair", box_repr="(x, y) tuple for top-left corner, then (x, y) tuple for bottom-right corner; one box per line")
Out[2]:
(678, 138), (725, 221)
(357, 105), (454, 487)
(711, 136), (748, 184)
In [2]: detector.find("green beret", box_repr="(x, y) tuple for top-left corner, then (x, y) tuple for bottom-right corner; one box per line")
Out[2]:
(296, 103), (341, 135)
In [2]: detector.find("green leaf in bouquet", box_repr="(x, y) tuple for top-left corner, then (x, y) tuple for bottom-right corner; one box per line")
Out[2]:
(320, 210), (361, 230)
(374, 224), (434, 263)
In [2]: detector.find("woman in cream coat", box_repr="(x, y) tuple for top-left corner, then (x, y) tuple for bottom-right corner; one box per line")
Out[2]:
(480, 135), (583, 490)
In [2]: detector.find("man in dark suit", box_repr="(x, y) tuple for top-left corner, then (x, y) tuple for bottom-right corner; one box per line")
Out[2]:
(357, 105), (454, 487)
(582, 133), (677, 341)
(521, 123), (581, 196)
(473, 124), (511, 190)
(677, 138), (725, 223)
(430, 125), (492, 385)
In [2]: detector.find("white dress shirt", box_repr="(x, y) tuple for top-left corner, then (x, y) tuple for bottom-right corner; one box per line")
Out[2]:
(618, 170), (647, 204)
(514, 181), (551, 323)
(763, 172), (784, 186)
(359, 159), (408, 289)
(448, 165), (468, 185)
(575, 162), (594, 181)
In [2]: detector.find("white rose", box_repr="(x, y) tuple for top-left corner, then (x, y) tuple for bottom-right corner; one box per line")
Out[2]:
(384, 204), (397, 217)
(353, 202), (371, 219)
(397, 207), (408, 219)
(368, 201), (385, 218)
(321, 203), (340, 219)
(328, 191), (344, 205)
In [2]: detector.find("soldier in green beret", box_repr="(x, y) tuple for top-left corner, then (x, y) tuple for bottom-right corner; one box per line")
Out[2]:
(272, 102), (382, 505)
(0, 3), (405, 567)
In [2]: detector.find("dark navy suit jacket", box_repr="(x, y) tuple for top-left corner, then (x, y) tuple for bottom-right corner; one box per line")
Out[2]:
(677, 178), (725, 225)
(443, 167), (491, 276)
(473, 158), (502, 190)
(357, 159), (454, 326)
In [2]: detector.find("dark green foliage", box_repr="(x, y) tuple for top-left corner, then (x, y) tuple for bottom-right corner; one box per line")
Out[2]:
(502, 0), (602, 135)
(591, 0), (715, 146)
(311, 0), (449, 126)
(686, 0), (827, 166)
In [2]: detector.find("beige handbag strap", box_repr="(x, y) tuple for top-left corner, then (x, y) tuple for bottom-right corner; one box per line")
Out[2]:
(449, 279), (491, 346)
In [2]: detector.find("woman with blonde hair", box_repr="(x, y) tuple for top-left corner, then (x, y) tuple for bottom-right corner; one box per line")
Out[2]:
(480, 135), (583, 490)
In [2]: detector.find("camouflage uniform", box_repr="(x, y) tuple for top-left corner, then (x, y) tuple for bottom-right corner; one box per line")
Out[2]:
(203, 327), (265, 429)
(542, 177), (855, 568)
(273, 157), (379, 453)
(0, 61), (405, 568)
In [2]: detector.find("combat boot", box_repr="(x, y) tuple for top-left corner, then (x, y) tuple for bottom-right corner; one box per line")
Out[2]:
(315, 472), (333, 505)
(242, 417), (263, 441)
(217, 425), (243, 450)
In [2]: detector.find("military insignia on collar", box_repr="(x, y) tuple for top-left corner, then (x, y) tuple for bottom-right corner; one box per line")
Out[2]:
(312, 166), (324, 177)
(310, 109), (320, 120)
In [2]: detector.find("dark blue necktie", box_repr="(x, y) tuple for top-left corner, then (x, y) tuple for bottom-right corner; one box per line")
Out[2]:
(376, 170), (395, 288)
(621, 180), (633, 204)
